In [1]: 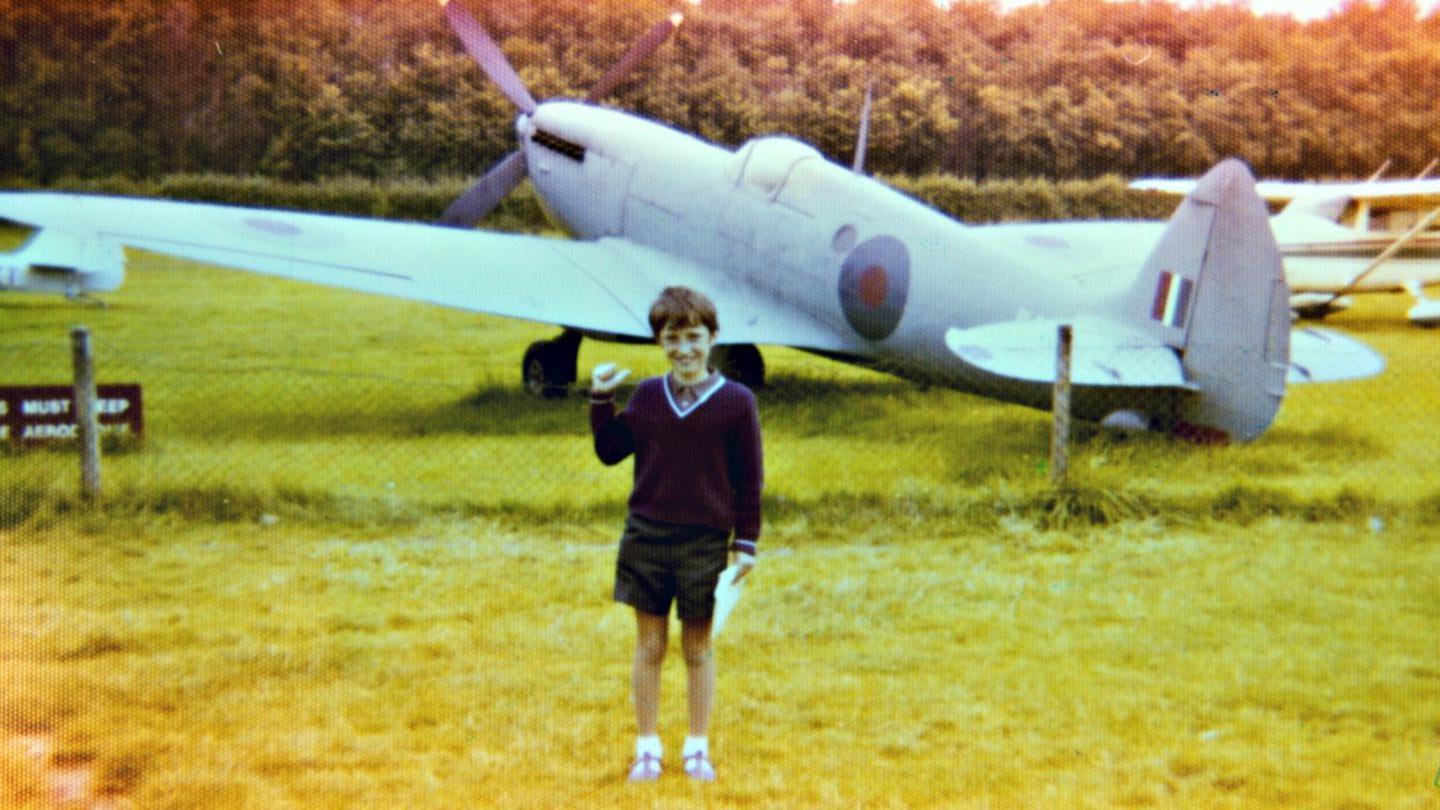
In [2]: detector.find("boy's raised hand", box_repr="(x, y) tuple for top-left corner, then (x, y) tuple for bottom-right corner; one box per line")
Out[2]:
(733, 552), (755, 581)
(591, 362), (632, 395)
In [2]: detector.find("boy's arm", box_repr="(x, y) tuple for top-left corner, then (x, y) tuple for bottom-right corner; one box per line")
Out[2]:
(589, 363), (636, 464)
(589, 392), (636, 465)
(729, 391), (764, 554)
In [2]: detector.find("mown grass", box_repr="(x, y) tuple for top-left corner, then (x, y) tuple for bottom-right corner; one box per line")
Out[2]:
(2, 517), (1436, 808)
(2, 229), (1440, 806)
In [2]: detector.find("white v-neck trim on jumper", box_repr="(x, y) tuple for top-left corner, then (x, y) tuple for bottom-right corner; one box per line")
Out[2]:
(663, 374), (727, 419)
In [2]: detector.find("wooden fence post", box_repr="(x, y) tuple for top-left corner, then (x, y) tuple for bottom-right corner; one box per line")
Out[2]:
(1049, 324), (1072, 485)
(71, 326), (101, 500)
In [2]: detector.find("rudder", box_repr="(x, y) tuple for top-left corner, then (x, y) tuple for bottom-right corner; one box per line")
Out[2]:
(1126, 159), (1290, 442)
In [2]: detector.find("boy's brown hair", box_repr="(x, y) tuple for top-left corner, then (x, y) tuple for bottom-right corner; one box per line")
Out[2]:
(648, 286), (719, 338)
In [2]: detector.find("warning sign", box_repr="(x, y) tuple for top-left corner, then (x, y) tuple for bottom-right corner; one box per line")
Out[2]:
(0, 384), (143, 445)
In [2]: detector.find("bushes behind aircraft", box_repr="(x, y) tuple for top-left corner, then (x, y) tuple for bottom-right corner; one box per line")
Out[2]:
(5, 1), (1439, 184)
(15, 173), (1179, 231)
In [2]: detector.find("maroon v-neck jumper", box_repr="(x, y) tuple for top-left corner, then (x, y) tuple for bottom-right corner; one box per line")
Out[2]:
(591, 375), (763, 553)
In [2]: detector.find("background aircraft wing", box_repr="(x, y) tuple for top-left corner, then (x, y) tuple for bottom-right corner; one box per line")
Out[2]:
(1319, 178), (1440, 207)
(1132, 178), (1317, 201)
(1134, 177), (1440, 207)
(0, 192), (847, 350)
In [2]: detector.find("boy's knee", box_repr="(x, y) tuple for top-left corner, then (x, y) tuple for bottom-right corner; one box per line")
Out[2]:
(635, 639), (668, 667)
(681, 632), (713, 668)
(683, 646), (714, 669)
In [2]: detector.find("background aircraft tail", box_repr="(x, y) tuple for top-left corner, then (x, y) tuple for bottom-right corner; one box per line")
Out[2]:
(1276, 190), (1350, 222)
(0, 223), (125, 297)
(1126, 158), (1291, 442)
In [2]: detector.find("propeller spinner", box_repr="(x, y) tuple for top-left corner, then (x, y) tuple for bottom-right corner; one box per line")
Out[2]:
(437, 1), (682, 228)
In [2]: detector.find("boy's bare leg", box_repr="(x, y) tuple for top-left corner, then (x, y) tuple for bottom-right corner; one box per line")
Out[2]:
(633, 611), (669, 737)
(681, 619), (715, 737)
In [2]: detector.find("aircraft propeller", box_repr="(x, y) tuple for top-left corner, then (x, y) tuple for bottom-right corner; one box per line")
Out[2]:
(586, 13), (685, 105)
(437, 1), (682, 228)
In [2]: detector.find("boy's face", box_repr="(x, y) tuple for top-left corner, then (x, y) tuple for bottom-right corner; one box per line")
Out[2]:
(658, 321), (716, 381)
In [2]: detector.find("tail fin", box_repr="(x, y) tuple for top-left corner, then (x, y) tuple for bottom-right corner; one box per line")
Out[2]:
(1, 225), (125, 297)
(1277, 191), (1349, 222)
(1126, 158), (1291, 442)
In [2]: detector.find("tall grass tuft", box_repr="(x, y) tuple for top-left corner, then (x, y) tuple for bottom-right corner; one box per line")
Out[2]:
(1026, 483), (1156, 529)
(1206, 484), (1379, 525)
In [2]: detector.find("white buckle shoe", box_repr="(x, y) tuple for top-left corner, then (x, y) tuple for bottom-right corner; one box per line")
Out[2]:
(682, 751), (716, 782)
(628, 751), (662, 782)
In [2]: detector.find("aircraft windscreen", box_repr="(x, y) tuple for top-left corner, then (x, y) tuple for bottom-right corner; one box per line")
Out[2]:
(733, 137), (821, 195)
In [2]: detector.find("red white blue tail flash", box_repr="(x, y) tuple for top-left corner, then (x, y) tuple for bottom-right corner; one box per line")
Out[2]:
(1151, 270), (1194, 329)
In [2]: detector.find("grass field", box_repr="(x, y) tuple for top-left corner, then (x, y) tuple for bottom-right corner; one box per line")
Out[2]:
(2, 233), (1440, 807)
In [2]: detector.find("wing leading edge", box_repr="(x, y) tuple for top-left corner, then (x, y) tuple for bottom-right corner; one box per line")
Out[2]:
(0, 192), (847, 351)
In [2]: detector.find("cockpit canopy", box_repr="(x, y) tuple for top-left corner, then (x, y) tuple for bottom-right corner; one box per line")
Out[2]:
(728, 137), (823, 195)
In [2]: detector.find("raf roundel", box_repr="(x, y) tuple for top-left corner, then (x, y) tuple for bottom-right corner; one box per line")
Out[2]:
(838, 235), (911, 341)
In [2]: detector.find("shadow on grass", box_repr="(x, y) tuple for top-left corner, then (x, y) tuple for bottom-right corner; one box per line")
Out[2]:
(176, 371), (941, 440)
(0, 299), (102, 313)
(1258, 423), (1388, 462)
(0, 481), (624, 533)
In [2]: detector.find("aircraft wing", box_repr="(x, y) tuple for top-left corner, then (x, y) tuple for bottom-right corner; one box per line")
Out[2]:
(0, 191), (847, 350)
(944, 316), (1192, 388)
(1286, 326), (1386, 383)
(944, 318), (1383, 387)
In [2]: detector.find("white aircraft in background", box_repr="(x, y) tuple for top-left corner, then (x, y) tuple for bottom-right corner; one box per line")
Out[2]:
(1131, 174), (1440, 325)
(0, 2), (1385, 443)
(0, 224), (124, 300)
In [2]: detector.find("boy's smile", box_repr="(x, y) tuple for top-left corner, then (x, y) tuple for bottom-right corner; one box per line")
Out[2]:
(659, 323), (717, 385)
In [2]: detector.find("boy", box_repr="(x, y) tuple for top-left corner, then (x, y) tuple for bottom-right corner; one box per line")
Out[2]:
(589, 286), (763, 783)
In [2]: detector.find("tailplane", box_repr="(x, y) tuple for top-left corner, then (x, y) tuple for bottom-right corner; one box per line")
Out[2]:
(1126, 158), (1291, 441)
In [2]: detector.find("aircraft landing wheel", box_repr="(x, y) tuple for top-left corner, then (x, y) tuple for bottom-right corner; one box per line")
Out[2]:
(522, 336), (579, 398)
(711, 344), (765, 390)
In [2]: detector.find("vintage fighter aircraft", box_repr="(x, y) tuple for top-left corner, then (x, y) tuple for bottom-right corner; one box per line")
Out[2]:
(1130, 175), (1440, 325)
(0, 2), (1385, 442)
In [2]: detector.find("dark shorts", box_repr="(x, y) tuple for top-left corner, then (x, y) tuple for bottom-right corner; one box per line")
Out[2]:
(614, 514), (730, 622)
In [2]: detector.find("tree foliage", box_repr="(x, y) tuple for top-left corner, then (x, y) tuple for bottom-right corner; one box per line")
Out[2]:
(3, 0), (1437, 183)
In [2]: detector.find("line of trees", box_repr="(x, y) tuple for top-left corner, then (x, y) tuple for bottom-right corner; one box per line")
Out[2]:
(3, 0), (1438, 184)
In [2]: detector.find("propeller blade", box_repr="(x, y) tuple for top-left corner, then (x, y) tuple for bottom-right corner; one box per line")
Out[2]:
(442, 0), (537, 114)
(586, 13), (683, 104)
(439, 150), (529, 228)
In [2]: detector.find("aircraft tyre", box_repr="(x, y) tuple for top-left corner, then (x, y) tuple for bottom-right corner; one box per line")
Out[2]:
(712, 344), (765, 390)
(522, 333), (580, 398)
(1291, 305), (1332, 321)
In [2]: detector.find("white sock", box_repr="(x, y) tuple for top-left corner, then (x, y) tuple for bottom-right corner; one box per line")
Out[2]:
(682, 735), (708, 758)
(635, 735), (662, 759)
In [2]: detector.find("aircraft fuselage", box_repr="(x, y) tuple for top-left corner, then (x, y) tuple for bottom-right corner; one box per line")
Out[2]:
(521, 101), (1120, 399)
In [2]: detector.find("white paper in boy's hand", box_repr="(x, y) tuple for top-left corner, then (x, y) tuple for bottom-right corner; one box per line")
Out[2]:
(711, 564), (745, 638)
